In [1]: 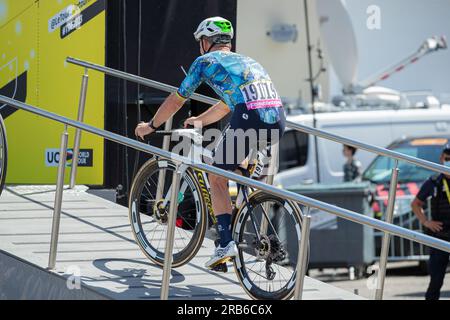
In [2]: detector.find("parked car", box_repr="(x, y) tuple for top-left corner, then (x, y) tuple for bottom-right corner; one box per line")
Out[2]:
(363, 135), (448, 216)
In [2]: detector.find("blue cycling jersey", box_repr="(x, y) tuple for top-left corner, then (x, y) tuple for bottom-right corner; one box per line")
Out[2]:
(177, 51), (283, 124)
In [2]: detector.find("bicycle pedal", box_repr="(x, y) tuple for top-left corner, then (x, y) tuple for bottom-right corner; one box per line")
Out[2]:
(211, 262), (228, 273)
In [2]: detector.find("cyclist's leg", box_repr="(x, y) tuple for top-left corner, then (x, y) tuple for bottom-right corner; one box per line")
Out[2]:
(206, 106), (285, 268)
(209, 106), (281, 224)
(209, 126), (247, 247)
(205, 111), (255, 268)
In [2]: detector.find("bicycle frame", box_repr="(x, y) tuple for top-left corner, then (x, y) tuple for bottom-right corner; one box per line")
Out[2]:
(155, 129), (216, 224)
(154, 129), (273, 234)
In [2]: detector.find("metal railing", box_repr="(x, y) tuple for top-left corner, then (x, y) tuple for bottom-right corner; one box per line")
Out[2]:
(2, 93), (450, 301)
(0, 91), (450, 299)
(64, 57), (450, 300)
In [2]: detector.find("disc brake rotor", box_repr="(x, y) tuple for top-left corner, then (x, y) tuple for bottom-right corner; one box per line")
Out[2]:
(153, 199), (169, 224)
(254, 235), (271, 260)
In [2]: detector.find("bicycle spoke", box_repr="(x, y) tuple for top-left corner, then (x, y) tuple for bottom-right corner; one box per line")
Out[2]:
(143, 182), (155, 200)
(248, 262), (266, 281)
(176, 226), (188, 250)
(259, 201), (282, 240)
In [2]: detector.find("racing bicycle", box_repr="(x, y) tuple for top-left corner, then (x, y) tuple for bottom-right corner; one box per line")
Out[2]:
(128, 128), (307, 300)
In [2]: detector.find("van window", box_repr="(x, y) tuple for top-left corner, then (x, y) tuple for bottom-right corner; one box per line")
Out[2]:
(279, 131), (309, 171)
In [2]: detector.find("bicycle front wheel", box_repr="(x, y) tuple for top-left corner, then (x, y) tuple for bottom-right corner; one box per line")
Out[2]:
(0, 115), (7, 196)
(128, 158), (208, 268)
(232, 190), (307, 300)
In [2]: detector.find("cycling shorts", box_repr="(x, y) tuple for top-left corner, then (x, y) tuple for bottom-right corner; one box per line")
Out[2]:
(210, 104), (286, 172)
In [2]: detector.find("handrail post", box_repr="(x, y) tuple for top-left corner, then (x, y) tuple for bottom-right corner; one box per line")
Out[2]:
(48, 125), (69, 269)
(155, 117), (173, 202)
(69, 68), (89, 189)
(260, 143), (279, 234)
(266, 142), (279, 186)
(294, 208), (311, 300)
(375, 160), (399, 300)
(160, 162), (182, 300)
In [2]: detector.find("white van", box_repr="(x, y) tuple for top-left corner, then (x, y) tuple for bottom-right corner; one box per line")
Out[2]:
(274, 107), (450, 188)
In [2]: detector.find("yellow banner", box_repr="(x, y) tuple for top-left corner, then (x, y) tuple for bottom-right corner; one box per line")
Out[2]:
(0, 0), (105, 185)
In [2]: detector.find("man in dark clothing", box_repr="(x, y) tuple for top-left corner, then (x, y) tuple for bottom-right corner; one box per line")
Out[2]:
(411, 144), (450, 300)
(343, 145), (362, 182)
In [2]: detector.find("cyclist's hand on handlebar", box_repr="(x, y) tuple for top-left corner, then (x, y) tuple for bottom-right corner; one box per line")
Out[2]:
(184, 117), (200, 128)
(135, 121), (154, 140)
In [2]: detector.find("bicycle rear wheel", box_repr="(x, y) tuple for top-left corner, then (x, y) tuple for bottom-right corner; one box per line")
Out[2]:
(128, 158), (208, 268)
(0, 115), (7, 196)
(232, 190), (307, 300)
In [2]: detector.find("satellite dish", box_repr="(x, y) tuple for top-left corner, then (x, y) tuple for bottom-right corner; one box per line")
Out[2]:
(316, 0), (359, 93)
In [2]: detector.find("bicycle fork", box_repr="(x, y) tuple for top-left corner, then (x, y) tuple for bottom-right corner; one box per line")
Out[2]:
(157, 164), (190, 212)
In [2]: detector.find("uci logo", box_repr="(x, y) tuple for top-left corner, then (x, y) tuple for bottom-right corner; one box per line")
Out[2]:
(242, 113), (249, 120)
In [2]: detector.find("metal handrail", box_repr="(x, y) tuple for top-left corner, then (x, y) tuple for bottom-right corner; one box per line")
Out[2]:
(67, 57), (218, 105)
(65, 56), (450, 177)
(2, 94), (450, 299)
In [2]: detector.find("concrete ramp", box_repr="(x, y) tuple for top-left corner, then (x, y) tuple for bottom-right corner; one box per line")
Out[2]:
(0, 186), (365, 300)
(0, 249), (108, 299)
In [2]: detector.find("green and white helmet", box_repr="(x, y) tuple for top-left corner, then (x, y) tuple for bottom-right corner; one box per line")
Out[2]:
(193, 17), (234, 42)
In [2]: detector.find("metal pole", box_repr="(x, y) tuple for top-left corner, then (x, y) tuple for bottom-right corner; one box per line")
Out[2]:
(266, 143), (279, 186)
(260, 143), (279, 234)
(294, 209), (311, 300)
(48, 126), (69, 269)
(160, 163), (182, 300)
(155, 117), (173, 202)
(303, 0), (321, 183)
(375, 160), (399, 300)
(69, 69), (89, 189)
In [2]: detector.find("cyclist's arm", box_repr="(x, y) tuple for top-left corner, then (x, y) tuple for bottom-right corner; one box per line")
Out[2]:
(150, 92), (186, 128)
(194, 101), (231, 126)
(136, 58), (208, 138)
(152, 56), (209, 128)
(135, 92), (187, 139)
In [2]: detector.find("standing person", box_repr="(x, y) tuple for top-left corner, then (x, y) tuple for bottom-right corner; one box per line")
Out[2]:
(135, 17), (286, 269)
(411, 144), (450, 300)
(343, 144), (362, 182)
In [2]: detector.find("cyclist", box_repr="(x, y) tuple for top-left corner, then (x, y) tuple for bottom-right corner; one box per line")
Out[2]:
(135, 16), (286, 269)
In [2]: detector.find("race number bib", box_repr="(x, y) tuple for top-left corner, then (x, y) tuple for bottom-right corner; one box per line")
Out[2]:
(240, 80), (282, 110)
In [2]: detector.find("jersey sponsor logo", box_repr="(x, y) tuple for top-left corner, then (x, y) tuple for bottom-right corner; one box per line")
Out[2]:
(239, 79), (282, 110)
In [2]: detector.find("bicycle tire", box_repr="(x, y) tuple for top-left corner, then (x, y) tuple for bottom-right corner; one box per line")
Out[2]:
(0, 115), (7, 196)
(128, 158), (208, 268)
(232, 190), (307, 300)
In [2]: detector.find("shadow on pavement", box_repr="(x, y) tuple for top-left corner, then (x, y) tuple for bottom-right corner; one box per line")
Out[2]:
(69, 258), (242, 300)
